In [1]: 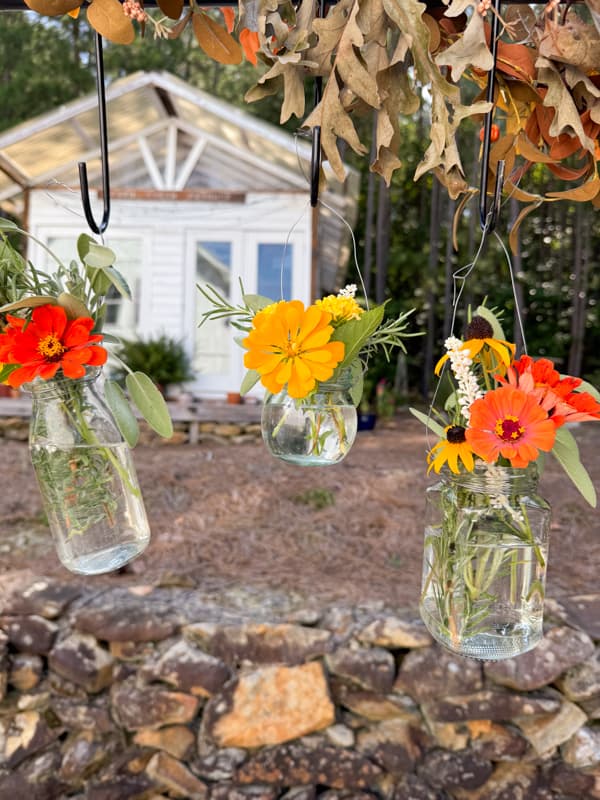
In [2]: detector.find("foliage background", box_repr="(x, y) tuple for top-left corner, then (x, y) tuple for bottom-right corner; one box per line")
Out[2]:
(0, 11), (598, 397)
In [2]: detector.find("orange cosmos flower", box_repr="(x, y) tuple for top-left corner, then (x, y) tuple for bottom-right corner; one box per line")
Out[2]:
(242, 299), (345, 399)
(0, 304), (107, 388)
(465, 386), (556, 468)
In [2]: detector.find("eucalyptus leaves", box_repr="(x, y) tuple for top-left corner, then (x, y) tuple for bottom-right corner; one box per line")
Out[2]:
(0, 218), (172, 445)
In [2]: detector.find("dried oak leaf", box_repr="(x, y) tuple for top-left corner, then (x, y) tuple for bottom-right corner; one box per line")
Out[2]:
(24, 0), (80, 15)
(538, 15), (600, 74)
(157, 0), (183, 22)
(435, 5), (493, 81)
(303, 75), (368, 181)
(86, 0), (134, 45)
(193, 11), (243, 65)
(536, 56), (595, 154)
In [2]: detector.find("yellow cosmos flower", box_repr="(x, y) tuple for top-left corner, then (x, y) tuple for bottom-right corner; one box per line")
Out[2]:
(428, 425), (475, 474)
(314, 294), (363, 323)
(243, 299), (345, 399)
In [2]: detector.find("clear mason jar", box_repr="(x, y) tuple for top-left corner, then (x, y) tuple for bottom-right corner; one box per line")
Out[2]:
(419, 463), (551, 661)
(26, 368), (151, 575)
(261, 371), (358, 466)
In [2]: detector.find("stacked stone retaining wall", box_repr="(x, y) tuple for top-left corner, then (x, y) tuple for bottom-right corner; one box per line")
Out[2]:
(1, 579), (600, 799)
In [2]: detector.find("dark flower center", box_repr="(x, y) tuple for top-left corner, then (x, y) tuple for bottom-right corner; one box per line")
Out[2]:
(465, 316), (494, 340)
(447, 425), (466, 444)
(494, 415), (525, 442)
(37, 334), (65, 362)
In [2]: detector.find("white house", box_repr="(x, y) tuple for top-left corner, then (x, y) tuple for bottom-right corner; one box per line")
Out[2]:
(0, 71), (359, 397)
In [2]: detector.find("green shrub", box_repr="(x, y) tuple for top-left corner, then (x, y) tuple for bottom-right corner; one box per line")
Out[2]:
(113, 334), (193, 391)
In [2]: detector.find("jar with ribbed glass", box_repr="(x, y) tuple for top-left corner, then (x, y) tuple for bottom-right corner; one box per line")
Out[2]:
(420, 463), (551, 660)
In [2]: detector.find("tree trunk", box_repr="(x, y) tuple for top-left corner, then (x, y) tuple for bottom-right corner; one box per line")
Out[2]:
(568, 203), (591, 376)
(375, 177), (391, 305)
(509, 196), (527, 356)
(422, 177), (442, 398)
(362, 111), (378, 299)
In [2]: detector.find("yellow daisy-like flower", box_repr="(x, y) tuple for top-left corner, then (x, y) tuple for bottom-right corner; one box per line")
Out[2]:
(428, 425), (475, 474)
(243, 299), (345, 399)
(314, 294), (364, 323)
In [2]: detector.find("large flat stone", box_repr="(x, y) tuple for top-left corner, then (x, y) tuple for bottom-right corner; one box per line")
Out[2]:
(1, 615), (58, 655)
(394, 645), (483, 702)
(485, 626), (595, 691)
(325, 647), (395, 694)
(48, 633), (114, 693)
(111, 680), (200, 731)
(417, 748), (493, 791)
(357, 615), (432, 649)
(422, 689), (560, 722)
(235, 742), (383, 789)
(3, 580), (82, 619)
(133, 726), (195, 760)
(145, 751), (208, 799)
(184, 622), (332, 665)
(561, 725), (600, 768)
(205, 662), (335, 748)
(142, 640), (230, 697)
(74, 603), (179, 643)
(355, 718), (428, 775)
(556, 646), (600, 701)
(515, 699), (587, 757)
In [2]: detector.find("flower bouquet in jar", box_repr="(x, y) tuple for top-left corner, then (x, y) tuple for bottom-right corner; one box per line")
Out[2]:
(0, 218), (173, 574)
(411, 307), (600, 660)
(199, 283), (416, 465)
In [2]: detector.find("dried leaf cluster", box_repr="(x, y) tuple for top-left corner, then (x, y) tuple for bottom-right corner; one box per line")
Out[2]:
(24, 0), (600, 226)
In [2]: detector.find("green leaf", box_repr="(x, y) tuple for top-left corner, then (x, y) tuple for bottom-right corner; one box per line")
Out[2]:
(83, 242), (116, 269)
(240, 369), (261, 395)
(332, 305), (386, 371)
(77, 233), (94, 262)
(551, 426), (596, 507)
(101, 266), (132, 300)
(0, 364), (19, 383)
(0, 295), (56, 313)
(85, 265), (112, 296)
(125, 372), (173, 438)
(99, 332), (121, 345)
(348, 358), (364, 406)
(409, 407), (446, 438)
(575, 379), (600, 402)
(243, 293), (273, 313)
(57, 291), (90, 319)
(104, 379), (140, 448)
(0, 219), (20, 232)
(474, 305), (506, 341)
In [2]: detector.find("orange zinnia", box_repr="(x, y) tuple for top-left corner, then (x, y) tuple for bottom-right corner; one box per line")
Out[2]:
(242, 299), (344, 399)
(465, 386), (556, 468)
(503, 356), (600, 426)
(0, 304), (107, 388)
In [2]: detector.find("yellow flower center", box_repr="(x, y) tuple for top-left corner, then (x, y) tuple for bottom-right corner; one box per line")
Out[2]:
(495, 415), (525, 442)
(38, 334), (65, 361)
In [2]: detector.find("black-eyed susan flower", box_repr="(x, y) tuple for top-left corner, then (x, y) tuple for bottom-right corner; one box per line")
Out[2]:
(427, 425), (475, 474)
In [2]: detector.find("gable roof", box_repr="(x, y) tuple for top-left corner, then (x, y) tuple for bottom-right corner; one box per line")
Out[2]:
(0, 71), (359, 291)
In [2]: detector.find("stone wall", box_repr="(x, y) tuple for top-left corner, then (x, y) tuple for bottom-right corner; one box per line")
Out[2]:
(1, 579), (600, 799)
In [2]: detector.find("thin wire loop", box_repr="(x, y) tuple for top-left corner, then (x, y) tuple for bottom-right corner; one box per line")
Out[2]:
(479, 0), (504, 234)
(79, 32), (111, 235)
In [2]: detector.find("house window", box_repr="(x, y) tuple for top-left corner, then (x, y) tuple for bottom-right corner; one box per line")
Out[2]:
(195, 241), (232, 376)
(46, 237), (142, 340)
(257, 243), (292, 301)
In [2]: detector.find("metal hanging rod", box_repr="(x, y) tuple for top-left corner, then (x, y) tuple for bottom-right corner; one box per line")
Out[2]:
(0, 0), (582, 8)
(478, 0), (504, 234)
(79, 31), (111, 235)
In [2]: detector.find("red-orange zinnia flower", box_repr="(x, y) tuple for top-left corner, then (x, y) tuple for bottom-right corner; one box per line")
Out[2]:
(503, 356), (600, 426)
(465, 386), (556, 468)
(0, 304), (107, 388)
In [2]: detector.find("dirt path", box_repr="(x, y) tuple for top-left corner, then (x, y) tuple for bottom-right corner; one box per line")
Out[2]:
(1, 411), (599, 609)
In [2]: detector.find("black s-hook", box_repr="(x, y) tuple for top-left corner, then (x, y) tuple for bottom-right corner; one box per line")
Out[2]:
(310, 0), (325, 208)
(479, 0), (504, 233)
(79, 32), (111, 235)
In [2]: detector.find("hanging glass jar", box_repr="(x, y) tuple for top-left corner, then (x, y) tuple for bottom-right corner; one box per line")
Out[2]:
(261, 370), (358, 466)
(26, 367), (151, 575)
(419, 463), (551, 661)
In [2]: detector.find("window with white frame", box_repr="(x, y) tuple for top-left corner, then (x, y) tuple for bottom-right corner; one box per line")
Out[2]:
(194, 240), (232, 377)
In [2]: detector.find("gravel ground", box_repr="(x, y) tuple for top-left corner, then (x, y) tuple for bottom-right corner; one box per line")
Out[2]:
(1, 411), (599, 610)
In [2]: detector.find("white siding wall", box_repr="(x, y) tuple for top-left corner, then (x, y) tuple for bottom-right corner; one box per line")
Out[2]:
(26, 189), (312, 397)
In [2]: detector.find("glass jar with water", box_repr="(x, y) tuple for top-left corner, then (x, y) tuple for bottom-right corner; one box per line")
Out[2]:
(419, 463), (551, 660)
(261, 370), (358, 466)
(26, 367), (150, 575)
